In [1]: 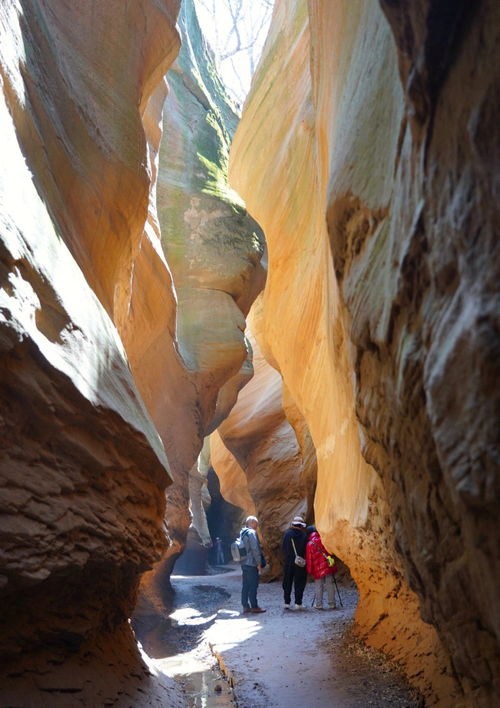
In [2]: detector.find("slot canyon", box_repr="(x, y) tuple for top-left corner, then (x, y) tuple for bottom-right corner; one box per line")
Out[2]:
(0, 0), (498, 706)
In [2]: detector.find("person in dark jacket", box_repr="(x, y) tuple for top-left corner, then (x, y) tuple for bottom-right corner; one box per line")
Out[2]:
(281, 515), (308, 610)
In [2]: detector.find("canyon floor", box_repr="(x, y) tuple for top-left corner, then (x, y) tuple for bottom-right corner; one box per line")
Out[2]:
(135, 566), (422, 707)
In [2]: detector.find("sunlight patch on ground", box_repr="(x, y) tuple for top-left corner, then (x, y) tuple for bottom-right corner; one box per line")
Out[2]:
(169, 607), (218, 626)
(141, 607), (261, 679)
(150, 645), (213, 677)
(205, 614), (262, 653)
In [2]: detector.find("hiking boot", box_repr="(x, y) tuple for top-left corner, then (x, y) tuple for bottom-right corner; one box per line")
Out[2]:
(250, 607), (266, 613)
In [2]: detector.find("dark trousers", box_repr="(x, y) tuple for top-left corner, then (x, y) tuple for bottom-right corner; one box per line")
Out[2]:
(282, 560), (307, 605)
(241, 565), (259, 608)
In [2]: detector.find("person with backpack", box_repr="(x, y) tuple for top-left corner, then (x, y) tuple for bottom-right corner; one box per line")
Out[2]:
(281, 516), (308, 610)
(306, 525), (336, 609)
(239, 516), (266, 614)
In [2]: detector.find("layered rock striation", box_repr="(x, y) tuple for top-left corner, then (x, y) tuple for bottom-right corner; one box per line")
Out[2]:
(211, 322), (315, 578)
(230, 0), (499, 703)
(158, 0), (265, 433)
(3, 0), (497, 704)
(145, 0), (266, 588)
(0, 0), (185, 703)
(1, 3), (266, 697)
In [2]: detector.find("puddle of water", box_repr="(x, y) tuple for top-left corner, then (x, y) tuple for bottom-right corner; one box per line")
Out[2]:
(135, 579), (236, 706)
(179, 668), (236, 708)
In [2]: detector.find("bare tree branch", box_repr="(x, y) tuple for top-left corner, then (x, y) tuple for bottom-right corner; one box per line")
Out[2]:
(194, 0), (274, 103)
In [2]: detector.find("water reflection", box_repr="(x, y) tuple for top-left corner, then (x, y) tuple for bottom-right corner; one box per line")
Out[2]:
(134, 581), (237, 706)
(181, 669), (235, 708)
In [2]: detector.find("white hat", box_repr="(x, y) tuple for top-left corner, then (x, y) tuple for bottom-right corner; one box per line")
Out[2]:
(291, 516), (306, 527)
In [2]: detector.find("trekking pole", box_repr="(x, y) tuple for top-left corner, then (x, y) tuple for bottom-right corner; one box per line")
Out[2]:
(332, 575), (343, 607)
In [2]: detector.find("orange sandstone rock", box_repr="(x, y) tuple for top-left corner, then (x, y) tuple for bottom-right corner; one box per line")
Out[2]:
(0, 0), (183, 704)
(142, 0), (266, 586)
(229, 0), (500, 702)
(211, 326), (313, 578)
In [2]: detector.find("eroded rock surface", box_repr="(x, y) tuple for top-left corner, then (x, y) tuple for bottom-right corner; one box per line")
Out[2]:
(142, 0), (266, 592)
(0, 0), (182, 703)
(1, 5), (266, 687)
(230, 0), (499, 703)
(3, 0), (497, 704)
(158, 0), (265, 431)
(211, 317), (315, 578)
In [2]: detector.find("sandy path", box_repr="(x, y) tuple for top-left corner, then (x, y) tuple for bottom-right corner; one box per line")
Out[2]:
(144, 566), (421, 708)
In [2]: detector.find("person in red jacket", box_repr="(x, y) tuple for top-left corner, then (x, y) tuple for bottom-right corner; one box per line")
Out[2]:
(306, 526), (336, 609)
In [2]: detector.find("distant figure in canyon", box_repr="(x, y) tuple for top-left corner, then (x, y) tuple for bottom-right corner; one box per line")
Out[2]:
(306, 526), (336, 609)
(281, 516), (308, 610)
(240, 516), (266, 614)
(214, 537), (224, 565)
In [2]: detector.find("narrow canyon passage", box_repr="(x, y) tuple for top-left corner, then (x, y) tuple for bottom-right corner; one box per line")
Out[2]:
(1, 0), (498, 706)
(135, 565), (421, 707)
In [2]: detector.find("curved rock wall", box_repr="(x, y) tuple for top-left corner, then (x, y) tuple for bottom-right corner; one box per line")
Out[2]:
(0, 96), (170, 651)
(0, 0), (184, 703)
(158, 0), (265, 431)
(148, 0), (266, 583)
(211, 321), (315, 578)
(229, 0), (499, 703)
(1, 3), (266, 693)
(3, 0), (497, 704)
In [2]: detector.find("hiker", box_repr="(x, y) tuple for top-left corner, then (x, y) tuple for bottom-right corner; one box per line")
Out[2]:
(214, 537), (224, 565)
(281, 515), (308, 610)
(240, 516), (266, 614)
(306, 525), (336, 609)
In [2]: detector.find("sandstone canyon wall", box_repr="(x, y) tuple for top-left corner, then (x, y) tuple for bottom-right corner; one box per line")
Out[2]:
(211, 323), (316, 578)
(0, 1), (188, 704)
(229, 0), (499, 704)
(1, 1), (268, 699)
(137, 0), (266, 608)
(2, 0), (498, 705)
(158, 0), (265, 434)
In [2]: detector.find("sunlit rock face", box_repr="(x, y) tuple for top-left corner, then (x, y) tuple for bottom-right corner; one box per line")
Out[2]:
(230, 0), (499, 702)
(0, 0), (182, 703)
(211, 309), (316, 578)
(1, 0), (199, 482)
(145, 0), (266, 587)
(158, 0), (265, 430)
